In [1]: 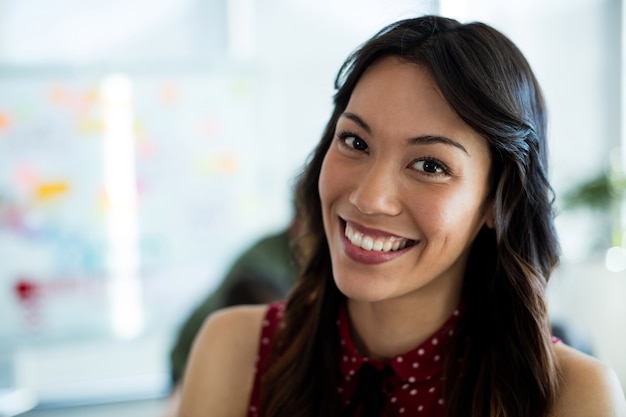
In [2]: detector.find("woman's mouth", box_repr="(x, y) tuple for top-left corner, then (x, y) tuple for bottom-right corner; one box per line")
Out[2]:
(344, 221), (415, 252)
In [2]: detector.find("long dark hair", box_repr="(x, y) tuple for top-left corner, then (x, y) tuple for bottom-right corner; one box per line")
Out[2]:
(262, 15), (560, 417)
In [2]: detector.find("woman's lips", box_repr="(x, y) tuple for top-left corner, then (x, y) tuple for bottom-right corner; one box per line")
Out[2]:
(340, 219), (416, 265)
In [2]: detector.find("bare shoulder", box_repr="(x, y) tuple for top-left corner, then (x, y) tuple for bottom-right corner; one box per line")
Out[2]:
(550, 342), (626, 417)
(178, 304), (268, 417)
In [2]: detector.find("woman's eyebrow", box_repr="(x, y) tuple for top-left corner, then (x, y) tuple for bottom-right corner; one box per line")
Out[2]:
(341, 111), (468, 154)
(410, 135), (468, 154)
(341, 112), (372, 133)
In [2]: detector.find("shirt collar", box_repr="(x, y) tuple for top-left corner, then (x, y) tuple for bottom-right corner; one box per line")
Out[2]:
(337, 301), (463, 383)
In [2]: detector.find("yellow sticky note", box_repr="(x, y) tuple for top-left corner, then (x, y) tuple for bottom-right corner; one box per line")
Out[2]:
(36, 182), (70, 201)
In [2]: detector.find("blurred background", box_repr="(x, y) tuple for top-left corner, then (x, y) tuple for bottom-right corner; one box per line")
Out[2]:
(0, 0), (624, 416)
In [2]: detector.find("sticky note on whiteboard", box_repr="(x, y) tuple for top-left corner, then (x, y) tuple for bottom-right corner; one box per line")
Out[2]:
(36, 182), (70, 201)
(0, 110), (11, 132)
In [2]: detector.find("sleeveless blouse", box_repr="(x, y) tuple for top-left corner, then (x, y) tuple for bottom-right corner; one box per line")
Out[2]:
(247, 302), (561, 417)
(247, 302), (461, 417)
(248, 302), (285, 417)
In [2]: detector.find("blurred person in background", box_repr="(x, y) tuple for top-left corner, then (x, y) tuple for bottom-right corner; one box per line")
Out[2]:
(161, 216), (299, 416)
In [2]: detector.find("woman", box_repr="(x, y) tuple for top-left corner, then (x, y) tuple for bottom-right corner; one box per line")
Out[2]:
(179, 15), (626, 417)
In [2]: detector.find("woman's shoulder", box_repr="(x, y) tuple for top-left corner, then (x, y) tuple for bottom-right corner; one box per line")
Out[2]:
(550, 342), (626, 417)
(202, 302), (269, 334)
(178, 304), (269, 417)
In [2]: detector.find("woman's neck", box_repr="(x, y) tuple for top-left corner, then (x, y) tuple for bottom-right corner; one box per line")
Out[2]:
(346, 289), (461, 360)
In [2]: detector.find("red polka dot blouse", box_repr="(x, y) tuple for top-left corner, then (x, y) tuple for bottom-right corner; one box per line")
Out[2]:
(334, 302), (460, 416)
(247, 301), (463, 417)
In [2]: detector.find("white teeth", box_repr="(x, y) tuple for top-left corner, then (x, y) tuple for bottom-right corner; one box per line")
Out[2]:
(344, 223), (411, 252)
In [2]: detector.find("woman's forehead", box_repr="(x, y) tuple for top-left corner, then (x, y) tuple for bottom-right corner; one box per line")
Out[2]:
(343, 57), (488, 155)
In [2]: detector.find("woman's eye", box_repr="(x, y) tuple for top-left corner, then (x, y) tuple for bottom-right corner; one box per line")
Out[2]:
(412, 158), (449, 175)
(343, 136), (369, 151)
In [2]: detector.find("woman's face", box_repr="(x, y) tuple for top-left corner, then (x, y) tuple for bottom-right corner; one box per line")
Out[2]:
(319, 56), (493, 303)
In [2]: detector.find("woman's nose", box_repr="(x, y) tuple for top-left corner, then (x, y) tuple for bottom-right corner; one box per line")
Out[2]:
(348, 163), (402, 216)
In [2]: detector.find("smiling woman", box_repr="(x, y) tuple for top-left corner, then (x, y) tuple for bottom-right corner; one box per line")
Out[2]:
(178, 15), (626, 417)
(319, 58), (493, 307)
